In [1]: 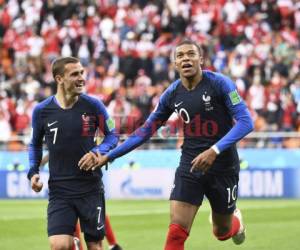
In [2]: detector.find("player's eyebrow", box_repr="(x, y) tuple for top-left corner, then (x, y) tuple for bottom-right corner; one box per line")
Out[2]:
(176, 51), (184, 56)
(70, 69), (84, 76)
(176, 49), (197, 56)
(185, 50), (196, 54)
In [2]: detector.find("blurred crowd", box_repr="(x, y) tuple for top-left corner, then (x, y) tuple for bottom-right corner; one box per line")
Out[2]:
(0, 0), (300, 149)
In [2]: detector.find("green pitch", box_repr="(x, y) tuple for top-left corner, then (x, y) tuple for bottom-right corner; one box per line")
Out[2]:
(0, 199), (300, 250)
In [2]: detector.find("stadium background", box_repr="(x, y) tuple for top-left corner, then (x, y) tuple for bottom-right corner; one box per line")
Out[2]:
(0, 0), (300, 249)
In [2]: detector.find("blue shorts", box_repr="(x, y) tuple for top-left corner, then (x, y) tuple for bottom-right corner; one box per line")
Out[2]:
(47, 192), (105, 242)
(170, 168), (239, 214)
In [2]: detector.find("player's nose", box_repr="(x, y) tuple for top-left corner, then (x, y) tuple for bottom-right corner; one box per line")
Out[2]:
(182, 54), (190, 60)
(79, 74), (84, 80)
(181, 55), (192, 64)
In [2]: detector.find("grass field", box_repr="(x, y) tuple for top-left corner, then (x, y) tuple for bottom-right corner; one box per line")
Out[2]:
(0, 199), (300, 250)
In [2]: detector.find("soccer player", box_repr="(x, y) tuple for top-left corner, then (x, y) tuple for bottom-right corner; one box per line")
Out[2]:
(80, 40), (254, 249)
(40, 154), (123, 250)
(28, 57), (119, 250)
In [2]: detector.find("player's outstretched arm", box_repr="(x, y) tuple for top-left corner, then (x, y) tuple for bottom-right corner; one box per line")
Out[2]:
(80, 86), (173, 170)
(102, 88), (173, 164)
(79, 111), (170, 171)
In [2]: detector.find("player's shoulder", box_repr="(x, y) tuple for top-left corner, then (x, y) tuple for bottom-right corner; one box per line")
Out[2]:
(79, 94), (107, 114)
(167, 79), (181, 91)
(204, 70), (236, 96)
(158, 79), (181, 104)
(162, 79), (181, 97)
(34, 96), (54, 112)
(204, 70), (233, 86)
(80, 93), (104, 106)
(204, 70), (230, 82)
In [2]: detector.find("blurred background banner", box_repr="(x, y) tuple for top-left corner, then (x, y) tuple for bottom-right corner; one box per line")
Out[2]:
(1, 168), (300, 199)
(0, 148), (299, 170)
(104, 168), (174, 199)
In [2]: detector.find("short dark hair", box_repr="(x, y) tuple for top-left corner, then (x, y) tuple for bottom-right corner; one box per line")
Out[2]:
(174, 39), (203, 57)
(51, 57), (80, 79)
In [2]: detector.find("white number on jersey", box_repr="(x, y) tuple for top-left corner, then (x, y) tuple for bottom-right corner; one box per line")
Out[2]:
(50, 128), (58, 144)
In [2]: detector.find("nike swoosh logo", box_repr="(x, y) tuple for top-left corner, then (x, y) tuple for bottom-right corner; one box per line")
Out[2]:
(47, 121), (58, 127)
(174, 101), (183, 107)
(97, 225), (104, 230)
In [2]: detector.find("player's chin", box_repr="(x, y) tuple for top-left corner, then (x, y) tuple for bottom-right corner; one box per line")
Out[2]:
(181, 71), (197, 78)
(74, 87), (85, 95)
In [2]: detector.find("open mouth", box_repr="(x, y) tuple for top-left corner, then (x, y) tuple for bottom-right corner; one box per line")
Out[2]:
(182, 63), (193, 69)
(75, 82), (84, 87)
(75, 82), (84, 88)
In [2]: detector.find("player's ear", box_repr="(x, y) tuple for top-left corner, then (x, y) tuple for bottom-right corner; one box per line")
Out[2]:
(199, 55), (204, 66)
(172, 48), (179, 70)
(174, 60), (179, 71)
(55, 75), (63, 85)
(174, 56), (180, 71)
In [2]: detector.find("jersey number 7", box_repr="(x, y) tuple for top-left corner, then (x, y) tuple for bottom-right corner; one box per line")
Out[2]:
(50, 128), (58, 144)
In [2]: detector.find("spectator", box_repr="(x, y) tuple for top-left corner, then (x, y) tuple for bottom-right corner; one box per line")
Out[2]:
(0, 110), (11, 142)
(0, 0), (299, 146)
(107, 88), (132, 134)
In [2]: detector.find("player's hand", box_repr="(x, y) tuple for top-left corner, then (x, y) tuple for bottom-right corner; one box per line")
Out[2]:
(79, 152), (108, 171)
(31, 174), (43, 192)
(91, 154), (109, 171)
(190, 148), (217, 173)
(78, 151), (99, 171)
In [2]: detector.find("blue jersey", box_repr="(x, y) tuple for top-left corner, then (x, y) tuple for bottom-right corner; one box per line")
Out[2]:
(107, 70), (253, 175)
(28, 94), (118, 198)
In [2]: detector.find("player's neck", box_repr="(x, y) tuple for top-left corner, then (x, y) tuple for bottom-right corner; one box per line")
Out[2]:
(55, 92), (79, 109)
(181, 71), (203, 91)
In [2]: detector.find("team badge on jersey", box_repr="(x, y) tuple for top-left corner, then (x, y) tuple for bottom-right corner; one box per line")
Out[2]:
(229, 90), (241, 105)
(202, 92), (213, 111)
(82, 113), (90, 121)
